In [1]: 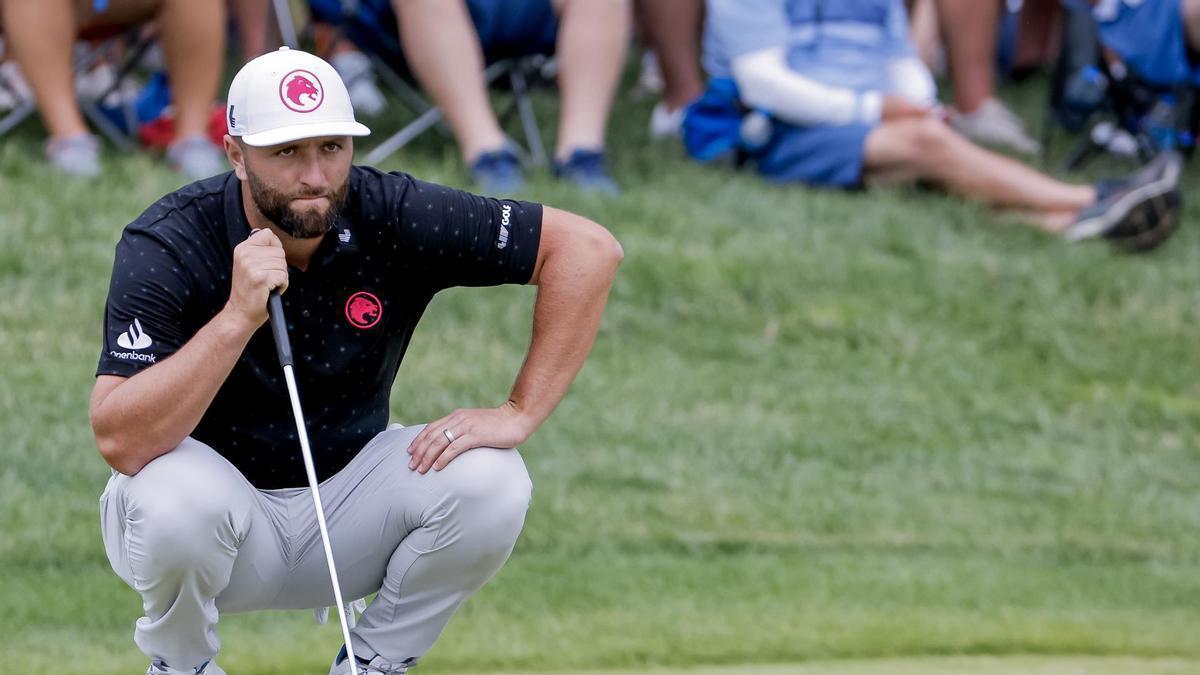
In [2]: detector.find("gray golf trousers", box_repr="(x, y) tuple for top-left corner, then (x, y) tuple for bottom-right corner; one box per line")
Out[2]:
(99, 424), (532, 670)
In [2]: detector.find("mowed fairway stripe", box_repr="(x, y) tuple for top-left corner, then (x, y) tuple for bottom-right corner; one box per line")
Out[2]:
(493, 656), (1200, 675)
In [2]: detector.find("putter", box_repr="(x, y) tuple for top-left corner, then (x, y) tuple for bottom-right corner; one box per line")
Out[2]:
(268, 290), (361, 675)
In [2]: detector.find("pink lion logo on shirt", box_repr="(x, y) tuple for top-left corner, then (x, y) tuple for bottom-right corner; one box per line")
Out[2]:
(345, 292), (382, 329)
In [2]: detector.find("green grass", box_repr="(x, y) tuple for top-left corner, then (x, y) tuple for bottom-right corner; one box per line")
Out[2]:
(1, 75), (1199, 674)
(499, 657), (1200, 675)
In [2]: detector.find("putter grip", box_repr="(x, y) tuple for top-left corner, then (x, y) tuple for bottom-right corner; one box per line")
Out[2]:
(267, 291), (293, 367)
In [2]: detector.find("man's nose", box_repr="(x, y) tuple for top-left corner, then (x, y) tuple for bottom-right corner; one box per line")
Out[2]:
(296, 155), (328, 190)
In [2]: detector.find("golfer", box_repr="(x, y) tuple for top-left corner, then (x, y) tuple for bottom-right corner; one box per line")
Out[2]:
(90, 48), (622, 675)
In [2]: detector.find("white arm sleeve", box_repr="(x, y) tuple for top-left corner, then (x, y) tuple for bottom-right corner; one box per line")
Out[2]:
(887, 56), (937, 106)
(731, 47), (884, 127)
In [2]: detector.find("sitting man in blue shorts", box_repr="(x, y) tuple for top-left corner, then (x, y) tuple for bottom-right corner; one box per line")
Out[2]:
(684, 0), (1183, 251)
(389, 0), (629, 195)
(1076, 0), (1200, 89)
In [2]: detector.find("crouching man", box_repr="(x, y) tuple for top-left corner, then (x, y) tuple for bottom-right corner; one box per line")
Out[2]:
(90, 48), (622, 675)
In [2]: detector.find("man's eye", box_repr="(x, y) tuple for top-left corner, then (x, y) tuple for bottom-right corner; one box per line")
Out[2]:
(276, 148), (294, 157)
(324, 143), (342, 152)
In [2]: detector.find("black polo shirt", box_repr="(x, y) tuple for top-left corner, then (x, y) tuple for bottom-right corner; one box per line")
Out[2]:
(97, 167), (542, 488)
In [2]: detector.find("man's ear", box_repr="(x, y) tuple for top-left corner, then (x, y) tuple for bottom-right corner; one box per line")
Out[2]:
(224, 134), (248, 181)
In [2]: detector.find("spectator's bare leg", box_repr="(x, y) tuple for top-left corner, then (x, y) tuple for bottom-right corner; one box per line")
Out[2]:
(1, 0), (87, 140)
(864, 118), (1094, 231)
(156, 0), (224, 140)
(1012, 0), (1060, 71)
(635, 0), (704, 110)
(935, 0), (999, 114)
(392, 0), (506, 163)
(230, 0), (275, 60)
(1183, 0), (1200, 50)
(56, 0), (224, 141)
(552, 0), (630, 158)
(908, 0), (941, 70)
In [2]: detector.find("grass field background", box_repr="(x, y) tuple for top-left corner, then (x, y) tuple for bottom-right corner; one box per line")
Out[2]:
(1, 75), (1198, 674)
(502, 657), (1200, 675)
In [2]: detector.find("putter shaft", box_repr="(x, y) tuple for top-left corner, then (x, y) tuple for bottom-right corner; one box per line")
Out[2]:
(270, 292), (361, 675)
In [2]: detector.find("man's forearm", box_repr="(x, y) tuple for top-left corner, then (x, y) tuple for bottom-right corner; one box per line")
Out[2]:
(508, 225), (623, 433)
(91, 307), (258, 474)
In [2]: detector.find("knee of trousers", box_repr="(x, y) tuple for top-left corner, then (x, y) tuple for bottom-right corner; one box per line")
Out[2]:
(117, 441), (249, 575)
(432, 447), (533, 555)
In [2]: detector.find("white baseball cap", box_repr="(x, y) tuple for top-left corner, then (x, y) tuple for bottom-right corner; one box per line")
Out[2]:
(226, 47), (371, 147)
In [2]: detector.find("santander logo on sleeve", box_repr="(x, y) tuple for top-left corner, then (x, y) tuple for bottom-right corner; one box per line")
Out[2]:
(110, 318), (157, 363)
(117, 318), (152, 349)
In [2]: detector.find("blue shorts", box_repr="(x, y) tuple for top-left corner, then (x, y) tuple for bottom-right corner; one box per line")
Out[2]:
(466, 0), (559, 61)
(755, 122), (875, 189)
(309, 0), (558, 65)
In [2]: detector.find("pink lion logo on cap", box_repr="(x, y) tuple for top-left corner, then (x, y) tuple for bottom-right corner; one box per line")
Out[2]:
(279, 69), (323, 113)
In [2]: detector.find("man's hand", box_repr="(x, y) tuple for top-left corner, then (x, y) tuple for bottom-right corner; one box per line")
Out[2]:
(402, 207), (620, 476)
(882, 95), (933, 121)
(226, 228), (289, 328)
(406, 402), (534, 474)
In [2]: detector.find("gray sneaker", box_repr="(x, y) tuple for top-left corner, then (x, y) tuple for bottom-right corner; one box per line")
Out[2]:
(147, 659), (226, 675)
(167, 135), (226, 181)
(45, 133), (101, 178)
(1065, 150), (1183, 252)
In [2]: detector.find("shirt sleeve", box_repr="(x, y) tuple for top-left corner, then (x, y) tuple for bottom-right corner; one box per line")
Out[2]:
(391, 177), (542, 290)
(733, 47), (884, 126)
(96, 230), (193, 378)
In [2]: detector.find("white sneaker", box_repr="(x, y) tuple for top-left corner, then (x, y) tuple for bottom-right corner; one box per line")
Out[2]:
(147, 659), (226, 675)
(632, 51), (664, 98)
(46, 133), (101, 178)
(331, 51), (386, 117)
(650, 101), (685, 139)
(950, 98), (1041, 155)
(167, 135), (226, 181)
(75, 62), (118, 101)
(0, 60), (32, 110)
(329, 645), (411, 675)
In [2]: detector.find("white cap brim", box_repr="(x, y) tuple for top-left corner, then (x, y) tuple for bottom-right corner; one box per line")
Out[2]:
(239, 121), (371, 147)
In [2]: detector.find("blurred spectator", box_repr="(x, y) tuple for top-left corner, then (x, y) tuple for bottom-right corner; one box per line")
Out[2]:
(1076, 0), (1200, 86)
(684, 0), (1182, 249)
(229, 0), (276, 60)
(1049, 0), (1200, 163)
(636, 0), (705, 138)
(0, 0), (226, 179)
(388, 0), (630, 195)
(930, 0), (1043, 154)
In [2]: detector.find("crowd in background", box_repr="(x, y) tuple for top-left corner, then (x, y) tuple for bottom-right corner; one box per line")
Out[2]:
(0, 0), (1194, 249)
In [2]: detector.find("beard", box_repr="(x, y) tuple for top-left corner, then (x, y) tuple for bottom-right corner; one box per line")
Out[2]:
(246, 168), (349, 239)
